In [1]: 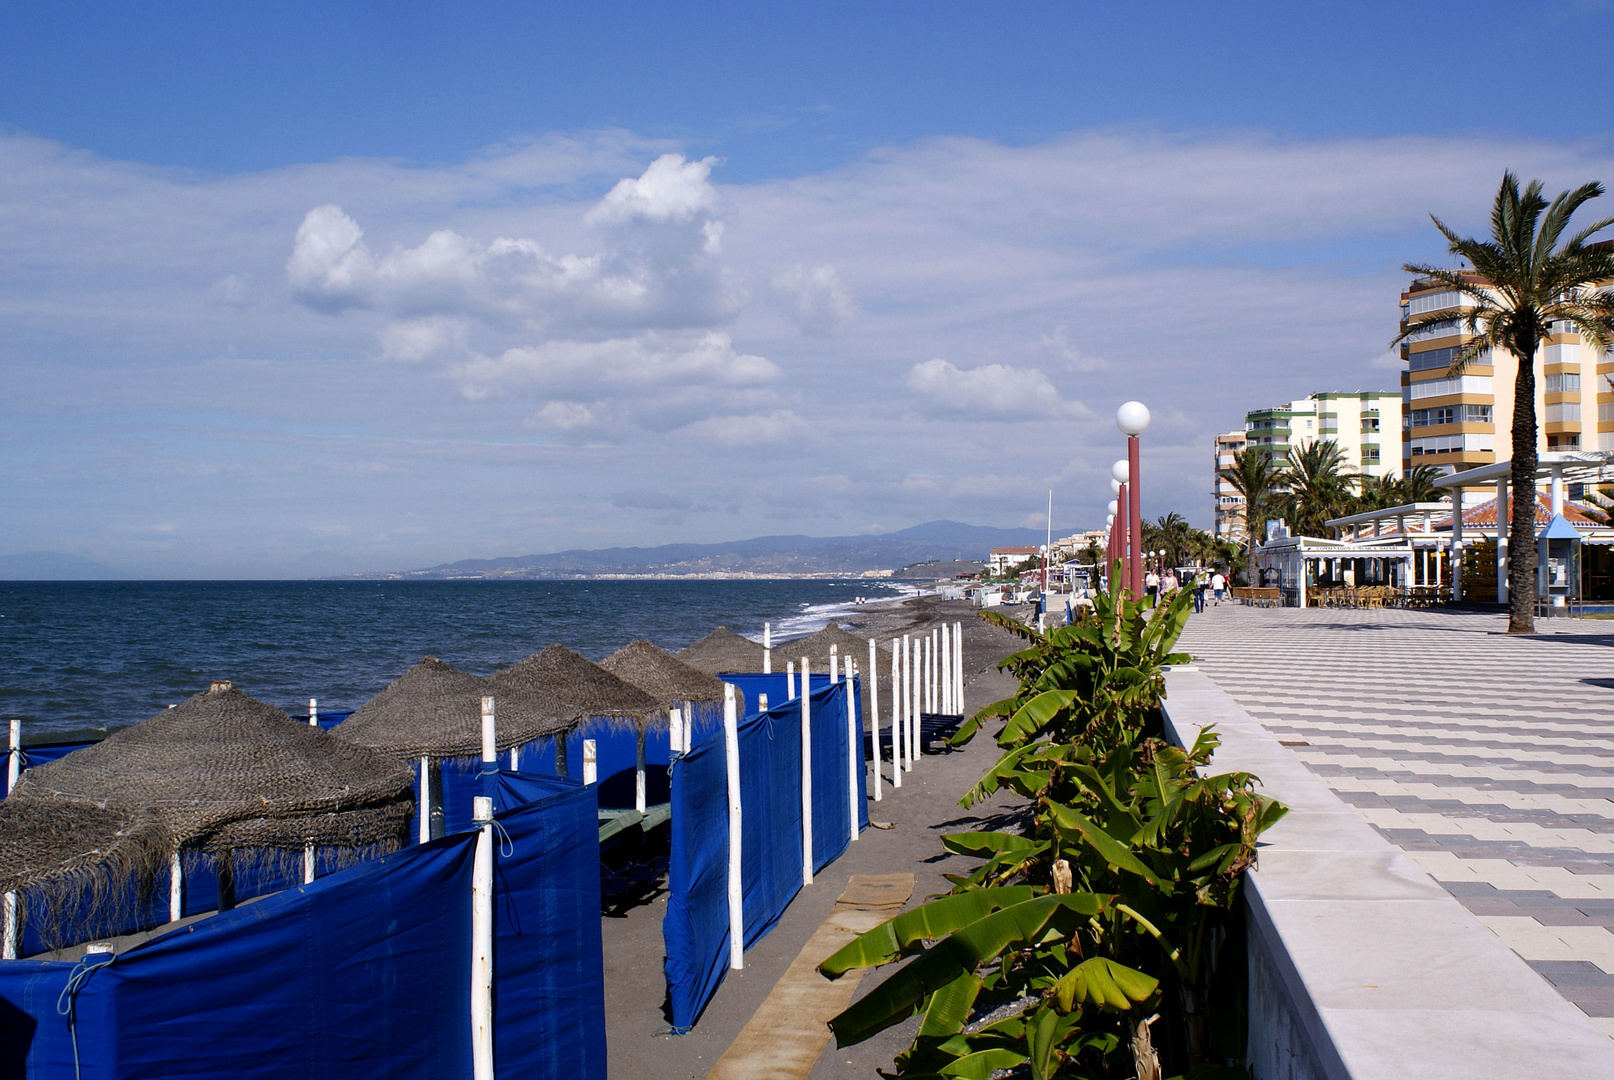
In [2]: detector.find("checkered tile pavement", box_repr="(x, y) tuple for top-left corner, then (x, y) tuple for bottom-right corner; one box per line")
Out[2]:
(1178, 604), (1614, 1034)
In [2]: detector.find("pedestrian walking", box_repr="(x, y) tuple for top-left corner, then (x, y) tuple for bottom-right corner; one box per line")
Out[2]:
(1211, 570), (1226, 605)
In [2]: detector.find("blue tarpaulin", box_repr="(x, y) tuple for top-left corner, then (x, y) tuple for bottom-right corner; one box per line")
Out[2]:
(662, 678), (865, 1029)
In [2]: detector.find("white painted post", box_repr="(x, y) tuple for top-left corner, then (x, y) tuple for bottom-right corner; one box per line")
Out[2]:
(583, 740), (597, 786)
(931, 629), (939, 713)
(941, 627), (951, 714)
(763, 622), (772, 674)
(481, 696), (497, 770)
(949, 619), (961, 710)
(787, 661), (796, 701)
(2, 892), (16, 959)
(669, 707), (685, 754)
(308, 697), (319, 727)
(800, 659), (814, 886)
(682, 701), (694, 754)
(889, 641), (903, 787)
(303, 843), (316, 885)
(471, 795), (495, 1080)
(6, 716), (19, 794)
(928, 631), (936, 714)
(912, 635), (923, 764)
(868, 639), (882, 802)
(758, 693), (769, 712)
(902, 636), (914, 771)
(509, 744), (521, 771)
(418, 756), (433, 845)
(1497, 477), (1510, 604)
(723, 683), (744, 970)
(635, 726), (647, 814)
(168, 851), (183, 922)
(844, 663), (858, 843)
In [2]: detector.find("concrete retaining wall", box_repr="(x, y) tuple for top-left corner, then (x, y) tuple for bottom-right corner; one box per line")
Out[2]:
(1161, 666), (1614, 1080)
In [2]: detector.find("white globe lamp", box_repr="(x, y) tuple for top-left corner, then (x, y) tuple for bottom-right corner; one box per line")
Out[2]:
(1116, 401), (1151, 437)
(1111, 460), (1129, 485)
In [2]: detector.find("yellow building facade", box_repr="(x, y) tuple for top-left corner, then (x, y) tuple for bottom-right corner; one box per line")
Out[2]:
(1400, 279), (1614, 471)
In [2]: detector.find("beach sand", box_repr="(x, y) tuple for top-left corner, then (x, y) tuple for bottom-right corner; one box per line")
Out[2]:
(602, 596), (1029, 1079)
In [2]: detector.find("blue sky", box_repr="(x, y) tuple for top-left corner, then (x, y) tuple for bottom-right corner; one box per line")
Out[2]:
(3, 1), (1613, 576)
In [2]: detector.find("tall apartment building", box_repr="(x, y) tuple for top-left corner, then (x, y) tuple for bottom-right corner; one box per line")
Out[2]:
(1399, 279), (1614, 469)
(1212, 430), (1248, 541)
(1243, 392), (1403, 474)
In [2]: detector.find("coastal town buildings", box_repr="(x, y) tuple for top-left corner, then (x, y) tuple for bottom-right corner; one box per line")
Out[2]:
(1244, 392), (1402, 477)
(1399, 278), (1614, 471)
(1212, 430), (1248, 541)
(987, 545), (1040, 576)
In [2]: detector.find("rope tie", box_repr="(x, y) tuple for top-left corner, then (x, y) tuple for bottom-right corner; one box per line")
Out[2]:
(490, 817), (515, 859)
(57, 950), (115, 1080)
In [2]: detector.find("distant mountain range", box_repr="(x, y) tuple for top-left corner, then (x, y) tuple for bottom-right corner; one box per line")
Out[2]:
(365, 520), (1058, 580)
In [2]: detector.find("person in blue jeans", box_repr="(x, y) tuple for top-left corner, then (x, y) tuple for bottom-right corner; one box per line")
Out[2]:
(1191, 571), (1207, 613)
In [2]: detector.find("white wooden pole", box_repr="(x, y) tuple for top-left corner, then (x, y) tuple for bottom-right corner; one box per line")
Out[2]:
(722, 683), (744, 970)
(831, 645), (839, 683)
(509, 743), (520, 771)
(7, 716), (21, 793)
(939, 628), (949, 714)
(763, 622), (772, 674)
(758, 693), (768, 712)
(583, 740), (597, 786)
(955, 622), (965, 714)
(889, 641), (903, 786)
(800, 658), (814, 886)
(418, 756), (433, 845)
(683, 701), (694, 754)
(670, 706), (685, 753)
(2, 891), (17, 959)
(787, 661), (796, 700)
(635, 726), (647, 814)
(911, 635), (922, 764)
(868, 639), (882, 801)
(308, 697), (319, 727)
(902, 637), (913, 771)
(303, 843), (316, 885)
(481, 696), (497, 770)
(844, 662), (858, 843)
(169, 851), (183, 922)
(471, 795), (495, 1080)
(930, 629), (939, 713)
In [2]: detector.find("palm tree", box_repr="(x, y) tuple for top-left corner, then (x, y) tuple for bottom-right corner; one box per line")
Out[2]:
(1279, 439), (1358, 535)
(1355, 474), (1404, 513)
(1397, 173), (1614, 633)
(1218, 447), (1284, 588)
(1401, 464), (1444, 504)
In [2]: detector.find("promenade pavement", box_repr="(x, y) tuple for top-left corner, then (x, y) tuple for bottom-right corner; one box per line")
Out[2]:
(1178, 604), (1614, 1035)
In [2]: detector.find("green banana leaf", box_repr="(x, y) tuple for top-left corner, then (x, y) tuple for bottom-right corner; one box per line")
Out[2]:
(938, 1048), (1028, 1078)
(819, 886), (1042, 977)
(1051, 957), (1158, 1013)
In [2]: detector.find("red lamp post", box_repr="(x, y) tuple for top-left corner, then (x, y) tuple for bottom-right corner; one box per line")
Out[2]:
(1116, 402), (1151, 600)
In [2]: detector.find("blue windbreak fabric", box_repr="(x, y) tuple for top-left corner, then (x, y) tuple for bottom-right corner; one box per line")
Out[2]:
(487, 773), (607, 1080)
(662, 727), (731, 1030)
(12, 740), (98, 775)
(0, 836), (478, 1080)
(288, 709), (354, 731)
(662, 678), (866, 1029)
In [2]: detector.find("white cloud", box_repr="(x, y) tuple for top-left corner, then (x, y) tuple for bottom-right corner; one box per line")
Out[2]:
(678, 410), (809, 447)
(1038, 325), (1108, 373)
(907, 359), (1090, 419)
(452, 330), (779, 399)
(531, 400), (597, 430)
(584, 154), (720, 227)
(773, 264), (856, 335)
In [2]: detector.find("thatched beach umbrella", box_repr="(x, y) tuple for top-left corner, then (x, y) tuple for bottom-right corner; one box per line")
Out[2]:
(785, 621), (872, 670)
(8, 680), (415, 924)
(336, 656), (579, 842)
(600, 640), (726, 711)
(337, 656), (580, 760)
(675, 626), (767, 675)
(0, 800), (172, 953)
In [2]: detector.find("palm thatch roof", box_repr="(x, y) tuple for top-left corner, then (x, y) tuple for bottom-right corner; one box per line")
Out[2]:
(600, 640), (727, 708)
(0, 799), (173, 950)
(491, 644), (659, 724)
(675, 626), (767, 675)
(336, 656), (581, 760)
(11, 681), (416, 855)
(778, 622), (873, 670)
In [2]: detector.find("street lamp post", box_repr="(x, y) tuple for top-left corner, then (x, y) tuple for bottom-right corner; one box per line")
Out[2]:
(1117, 402), (1151, 600)
(1111, 460), (1130, 598)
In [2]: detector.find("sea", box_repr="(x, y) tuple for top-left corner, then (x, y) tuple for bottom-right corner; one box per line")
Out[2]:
(0, 579), (909, 742)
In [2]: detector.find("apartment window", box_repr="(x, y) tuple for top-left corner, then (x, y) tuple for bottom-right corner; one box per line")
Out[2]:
(1545, 372), (1581, 394)
(1407, 318), (1462, 343)
(1600, 403), (1614, 423)
(1361, 417), (1380, 432)
(1406, 375), (1492, 401)
(1406, 345), (1485, 372)
(1362, 446), (1380, 462)
(1408, 290), (1472, 316)
(1406, 404), (1492, 428)
(1409, 433), (1494, 456)
(1545, 402), (1581, 424)
(1544, 343), (1581, 365)
(1547, 433), (1581, 450)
